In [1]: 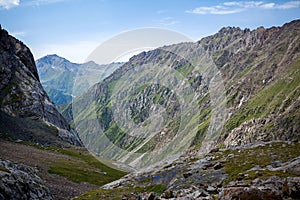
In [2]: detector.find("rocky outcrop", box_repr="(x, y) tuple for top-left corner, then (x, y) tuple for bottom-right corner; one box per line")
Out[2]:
(219, 177), (300, 200)
(100, 141), (300, 200)
(118, 176), (300, 200)
(0, 159), (53, 200)
(120, 176), (300, 200)
(0, 26), (81, 146)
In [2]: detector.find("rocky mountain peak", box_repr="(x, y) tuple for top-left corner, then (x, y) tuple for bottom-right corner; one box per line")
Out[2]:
(219, 26), (243, 35)
(0, 26), (39, 82)
(38, 54), (69, 64)
(198, 19), (300, 60)
(36, 54), (79, 72)
(0, 27), (82, 146)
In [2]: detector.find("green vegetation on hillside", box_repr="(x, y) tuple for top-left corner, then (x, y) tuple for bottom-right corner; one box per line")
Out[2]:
(213, 142), (300, 183)
(225, 59), (300, 132)
(75, 184), (167, 200)
(21, 142), (128, 186)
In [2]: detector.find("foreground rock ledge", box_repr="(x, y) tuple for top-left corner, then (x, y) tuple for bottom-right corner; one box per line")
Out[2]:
(0, 159), (53, 200)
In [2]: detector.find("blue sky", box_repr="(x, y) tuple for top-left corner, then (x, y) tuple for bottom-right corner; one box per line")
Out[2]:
(1, 0), (299, 63)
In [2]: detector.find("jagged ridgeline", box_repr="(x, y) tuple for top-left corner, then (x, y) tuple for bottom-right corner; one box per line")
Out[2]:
(70, 20), (300, 169)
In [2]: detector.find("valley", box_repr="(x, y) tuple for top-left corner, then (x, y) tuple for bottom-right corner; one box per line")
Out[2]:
(0, 17), (299, 200)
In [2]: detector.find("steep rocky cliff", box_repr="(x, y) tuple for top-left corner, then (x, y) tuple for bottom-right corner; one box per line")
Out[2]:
(70, 20), (300, 169)
(0, 26), (82, 146)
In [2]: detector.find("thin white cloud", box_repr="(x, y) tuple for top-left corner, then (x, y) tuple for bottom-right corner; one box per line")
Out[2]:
(187, 1), (300, 15)
(260, 3), (276, 9)
(271, 1), (300, 9)
(158, 17), (180, 26)
(156, 10), (167, 14)
(10, 31), (26, 37)
(24, 0), (68, 6)
(0, 0), (19, 9)
(223, 1), (264, 8)
(187, 5), (244, 14)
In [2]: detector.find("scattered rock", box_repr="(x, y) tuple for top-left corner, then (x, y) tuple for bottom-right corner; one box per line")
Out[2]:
(206, 186), (217, 193)
(209, 148), (219, 153)
(147, 192), (156, 200)
(237, 173), (246, 181)
(227, 154), (235, 158)
(183, 172), (192, 179)
(0, 159), (53, 200)
(162, 190), (174, 198)
(219, 176), (300, 200)
(255, 171), (263, 176)
(213, 162), (223, 170)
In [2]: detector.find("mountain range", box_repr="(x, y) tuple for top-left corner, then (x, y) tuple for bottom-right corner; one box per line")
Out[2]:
(36, 54), (122, 106)
(70, 20), (300, 169)
(0, 19), (300, 200)
(73, 19), (300, 199)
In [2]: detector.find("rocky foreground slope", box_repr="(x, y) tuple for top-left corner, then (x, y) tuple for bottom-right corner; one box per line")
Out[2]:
(0, 159), (53, 200)
(76, 141), (299, 199)
(0, 26), (81, 146)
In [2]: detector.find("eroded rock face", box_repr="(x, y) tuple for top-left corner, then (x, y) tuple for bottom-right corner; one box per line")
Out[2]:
(0, 27), (81, 146)
(0, 159), (53, 200)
